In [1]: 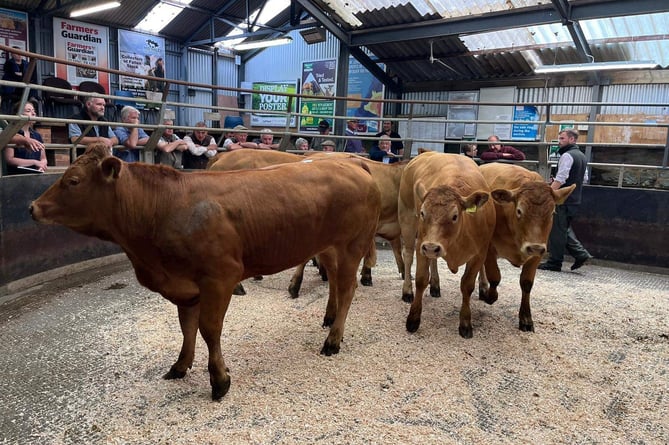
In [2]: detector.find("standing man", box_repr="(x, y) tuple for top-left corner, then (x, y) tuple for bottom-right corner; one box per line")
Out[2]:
(539, 128), (593, 272)
(480, 135), (526, 161)
(344, 119), (364, 153)
(374, 120), (404, 157)
(155, 119), (188, 168)
(113, 105), (150, 162)
(182, 121), (218, 169)
(68, 95), (118, 156)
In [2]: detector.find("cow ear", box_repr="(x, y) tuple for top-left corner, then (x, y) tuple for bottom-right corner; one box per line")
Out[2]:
(491, 188), (515, 204)
(100, 157), (123, 181)
(553, 183), (576, 205)
(462, 191), (490, 213)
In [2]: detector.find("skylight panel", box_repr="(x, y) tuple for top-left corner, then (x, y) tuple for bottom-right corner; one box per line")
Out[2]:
(135, 0), (193, 34)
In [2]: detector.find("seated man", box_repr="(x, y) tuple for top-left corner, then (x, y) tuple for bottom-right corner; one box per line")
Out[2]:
(320, 140), (336, 152)
(294, 137), (309, 151)
(480, 135), (525, 161)
(257, 128), (280, 150)
(369, 135), (400, 163)
(113, 105), (149, 163)
(155, 119), (188, 169)
(182, 121), (218, 169)
(223, 125), (266, 151)
(68, 95), (118, 156)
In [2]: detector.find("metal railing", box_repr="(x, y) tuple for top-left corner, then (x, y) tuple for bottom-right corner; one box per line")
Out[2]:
(1, 44), (667, 189)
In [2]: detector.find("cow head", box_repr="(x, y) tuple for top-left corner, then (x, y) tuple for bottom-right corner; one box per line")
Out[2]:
(417, 184), (489, 259)
(491, 182), (576, 259)
(30, 143), (124, 238)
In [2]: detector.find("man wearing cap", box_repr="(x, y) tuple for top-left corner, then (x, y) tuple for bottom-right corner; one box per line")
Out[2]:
(344, 119), (364, 153)
(257, 128), (280, 150)
(223, 124), (268, 151)
(310, 119), (332, 150)
(320, 140), (336, 152)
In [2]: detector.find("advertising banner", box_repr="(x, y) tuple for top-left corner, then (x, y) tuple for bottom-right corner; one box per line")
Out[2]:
(511, 105), (540, 140)
(346, 57), (384, 134)
(52, 18), (109, 91)
(0, 8), (28, 60)
(118, 29), (165, 99)
(251, 81), (297, 127)
(299, 59), (336, 132)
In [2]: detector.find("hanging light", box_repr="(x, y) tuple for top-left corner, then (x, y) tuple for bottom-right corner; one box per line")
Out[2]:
(232, 36), (293, 51)
(70, 1), (121, 18)
(535, 60), (657, 74)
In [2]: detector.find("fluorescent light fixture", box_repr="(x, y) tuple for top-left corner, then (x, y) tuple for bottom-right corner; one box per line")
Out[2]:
(232, 36), (293, 51)
(535, 60), (657, 74)
(70, 1), (121, 18)
(135, 0), (192, 34)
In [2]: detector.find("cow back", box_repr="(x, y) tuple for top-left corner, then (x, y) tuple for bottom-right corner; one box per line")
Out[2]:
(208, 149), (304, 171)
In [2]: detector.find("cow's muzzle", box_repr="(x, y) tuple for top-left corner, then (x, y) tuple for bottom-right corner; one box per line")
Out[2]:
(420, 242), (442, 259)
(523, 243), (546, 257)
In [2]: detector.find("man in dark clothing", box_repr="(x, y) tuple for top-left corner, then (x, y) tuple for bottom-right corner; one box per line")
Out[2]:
(539, 128), (593, 271)
(68, 95), (118, 156)
(182, 121), (218, 169)
(480, 135), (526, 161)
(374, 120), (404, 156)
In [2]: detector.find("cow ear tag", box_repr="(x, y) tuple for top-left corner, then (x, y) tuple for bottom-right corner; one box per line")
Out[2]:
(466, 205), (477, 214)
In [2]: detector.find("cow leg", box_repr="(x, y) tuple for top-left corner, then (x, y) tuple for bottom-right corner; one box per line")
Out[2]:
(288, 261), (307, 299)
(479, 245), (500, 305)
(389, 237), (405, 278)
(429, 258), (441, 298)
(518, 257), (540, 332)
(164, 303), (200, 380)
(401, 230), (417, 303)
(320, 257), (359, 356)
(360, 239), (377, 286)
(406, 252), (430, 332)
(458, 259), (483, 338)
(198, 280), (234, 400)
(318, 251), (338, 327)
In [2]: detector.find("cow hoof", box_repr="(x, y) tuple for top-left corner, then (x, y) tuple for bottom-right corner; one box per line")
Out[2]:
(479, 289), (498, 305)
(360, 277), (372, 286)
(320, 269), (328, 282)
(401, 293), (414, 303)
(288, 287), (300, 299)
(320, 341), (340, 356)
(429, 286), (441, 298)
(519, 322), (535, 332)
(163, 366), (187, 380)
(322, 316), (334, 328)
(253, 275), (263, 281)
(458, 325), (473, 339)
(211, 376), (231, 401)
(406, 317), (421, 333)
(233, 283), (246, 296)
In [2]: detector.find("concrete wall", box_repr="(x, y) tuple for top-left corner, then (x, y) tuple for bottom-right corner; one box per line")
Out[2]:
(1, 174), (667, 293)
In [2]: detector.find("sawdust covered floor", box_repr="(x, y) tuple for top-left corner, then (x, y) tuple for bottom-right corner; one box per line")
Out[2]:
(1, 249), (668, 444)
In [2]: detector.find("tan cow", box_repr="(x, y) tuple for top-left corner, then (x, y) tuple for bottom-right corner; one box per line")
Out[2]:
(209, 149), (405, 296)
(478, 163), (575, 332)
(30, 143), (381, 400)
(398, 152), (495, 338)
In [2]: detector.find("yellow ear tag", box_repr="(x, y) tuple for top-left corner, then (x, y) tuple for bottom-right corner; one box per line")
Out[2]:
(466, 205), (477, 214)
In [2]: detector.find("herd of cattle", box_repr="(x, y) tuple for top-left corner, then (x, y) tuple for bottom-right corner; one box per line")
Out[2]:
(29, 144), (574, 401)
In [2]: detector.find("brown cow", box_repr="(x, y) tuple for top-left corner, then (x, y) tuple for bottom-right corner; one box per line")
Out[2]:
(478, 163), (575, 332)
(30, 143), (381, 400)
(209, 149), (405, 296)
(398, 152), (495, 338)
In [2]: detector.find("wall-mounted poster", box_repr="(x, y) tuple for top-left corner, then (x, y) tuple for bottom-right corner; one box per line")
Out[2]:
(52, 18), (109, 91)
(346, 57), (384, 134)
(299, 59), (336, 133)
(511, 105), (540, 140)
(251, 81), (297, 127)
(0, 8), (28, 62)
(118, 29), (165, 99)
(446, 91), (479, 139)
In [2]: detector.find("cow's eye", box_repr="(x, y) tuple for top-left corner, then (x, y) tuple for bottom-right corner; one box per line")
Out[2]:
(67, 176), (80, 186)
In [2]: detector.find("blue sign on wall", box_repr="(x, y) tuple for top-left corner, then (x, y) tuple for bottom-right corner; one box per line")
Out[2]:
(511, 105), (540, 140)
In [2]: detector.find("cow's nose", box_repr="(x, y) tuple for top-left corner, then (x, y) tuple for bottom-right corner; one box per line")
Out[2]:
(29, 204), (34, 215)
(524, 243), (546, 256)
(421, 242), (442, 258)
